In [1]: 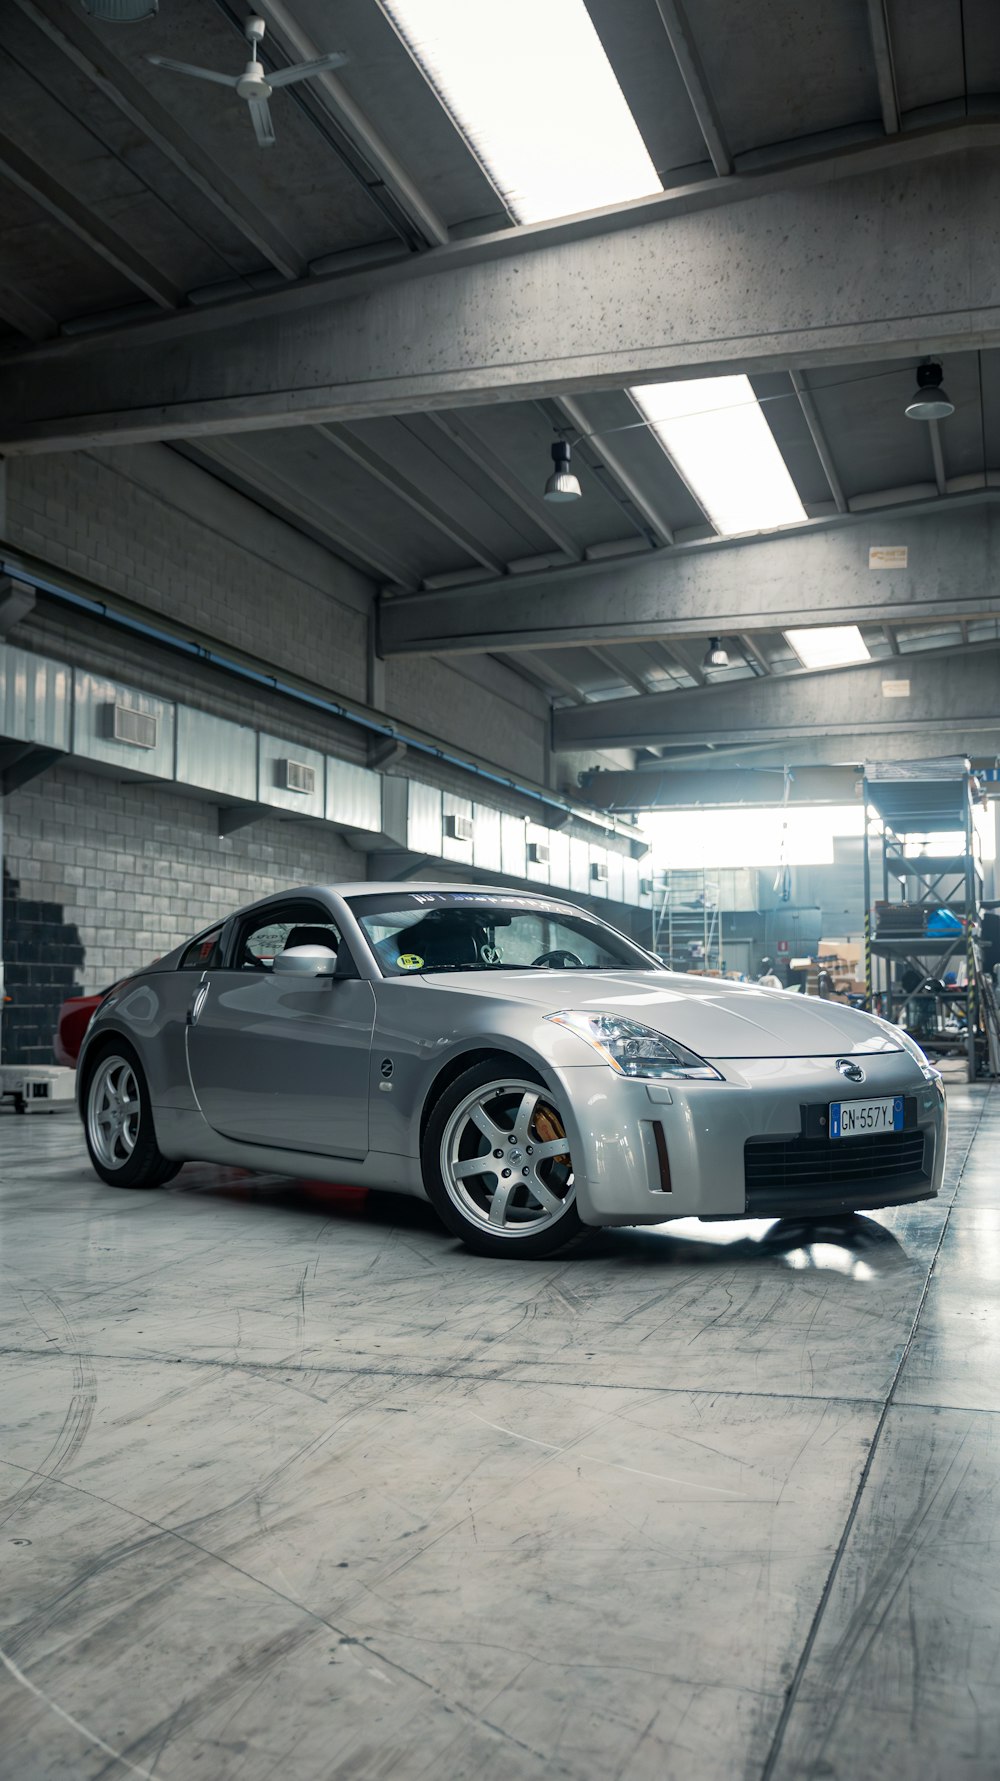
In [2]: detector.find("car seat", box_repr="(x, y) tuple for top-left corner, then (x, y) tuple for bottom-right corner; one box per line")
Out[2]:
(393, 915), (482, 968)
(282, 925), (339, 953)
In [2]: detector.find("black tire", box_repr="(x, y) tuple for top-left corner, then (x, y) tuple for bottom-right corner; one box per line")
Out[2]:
(421, 1057), (585, 1259)
(82, 1038), (180, 1190)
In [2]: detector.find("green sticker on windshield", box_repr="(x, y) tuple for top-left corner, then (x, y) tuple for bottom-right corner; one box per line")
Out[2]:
(397, 953), (424, 971)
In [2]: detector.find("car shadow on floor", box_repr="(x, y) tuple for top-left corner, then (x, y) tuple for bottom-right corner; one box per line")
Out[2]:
(164, 1163), (916, 1278)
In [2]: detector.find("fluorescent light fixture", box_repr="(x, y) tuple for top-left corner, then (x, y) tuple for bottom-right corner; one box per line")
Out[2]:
(785, 626), (872, 669)
(381, 0), (660, 224)
(630, 378), (807, 536)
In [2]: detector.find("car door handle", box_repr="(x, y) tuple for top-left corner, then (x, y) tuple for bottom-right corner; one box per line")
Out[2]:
(188, 981), (210, 1027)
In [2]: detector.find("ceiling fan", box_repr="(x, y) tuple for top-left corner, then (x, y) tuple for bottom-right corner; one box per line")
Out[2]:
(147, 14), (347, 149)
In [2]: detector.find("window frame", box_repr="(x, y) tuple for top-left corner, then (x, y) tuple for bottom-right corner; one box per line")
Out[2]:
(178, 924), (226, 971)
(225, 899), (349, 974)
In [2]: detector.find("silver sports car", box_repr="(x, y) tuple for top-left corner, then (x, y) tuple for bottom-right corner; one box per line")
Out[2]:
(78, 882), (947, 1257)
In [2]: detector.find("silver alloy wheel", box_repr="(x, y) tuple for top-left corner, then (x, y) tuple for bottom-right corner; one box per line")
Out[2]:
(439, 1077), (576, 1240)
(87, 1055), (141, 1170)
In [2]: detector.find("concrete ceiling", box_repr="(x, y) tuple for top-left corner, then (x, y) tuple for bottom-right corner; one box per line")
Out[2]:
(2, 0), (1000, 781)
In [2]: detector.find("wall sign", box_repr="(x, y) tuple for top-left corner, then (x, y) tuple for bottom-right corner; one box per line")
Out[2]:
(869, 546), (908, 568)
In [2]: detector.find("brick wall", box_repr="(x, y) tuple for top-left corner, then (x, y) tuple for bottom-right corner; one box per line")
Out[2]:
(5, 445), (372, 702)
(5, 444), (555, 787)
(0, 763), (363, 1062)
(2, 864), (85, 1066)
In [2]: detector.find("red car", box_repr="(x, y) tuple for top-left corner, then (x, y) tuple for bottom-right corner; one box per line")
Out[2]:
(54, 986), (119, 1068)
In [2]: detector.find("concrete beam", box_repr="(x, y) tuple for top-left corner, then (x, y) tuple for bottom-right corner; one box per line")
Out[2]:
(256, 0), (449, 248)
(606, 731), (999, 773)
(789, 369), (847, 512)
(316, 424), (503, 574)
(179, 438), (419, 589)
(0, 129), (179, 311)
(0, 280), (57, 344)
(12, 0), (306, 282)
(865, 0), (900, 135)
(6, 136), (1000, 450)
(427, 412), (583, 562)
(379, 500), (1000, 656)
(583, 764), (862, 809)
(552, 646), (1000, 751)
(653, 0), (733, 176)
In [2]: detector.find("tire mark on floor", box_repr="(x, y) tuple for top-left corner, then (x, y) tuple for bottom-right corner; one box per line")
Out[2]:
(0, 1284), (96, 1531)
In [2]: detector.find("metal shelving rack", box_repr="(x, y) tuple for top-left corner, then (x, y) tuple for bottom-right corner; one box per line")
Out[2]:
(862, 761), (982, 1081)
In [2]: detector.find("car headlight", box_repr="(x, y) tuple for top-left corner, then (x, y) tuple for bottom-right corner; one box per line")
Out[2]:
(868, 1012), (941, 1083)
(894, 1025), (941, 1084)
(546, 1010), (722, 1080)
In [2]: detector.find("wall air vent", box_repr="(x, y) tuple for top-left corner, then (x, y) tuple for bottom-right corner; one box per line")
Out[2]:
(527, 840), (551, 866)
(444, 812), (475, 843)
(283, 758), (316, 796)
(591, 860), (610, 883)
(109, 703), (157, 749)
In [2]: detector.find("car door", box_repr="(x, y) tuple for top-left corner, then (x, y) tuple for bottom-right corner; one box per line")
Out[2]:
(185, 900), (375, 1157)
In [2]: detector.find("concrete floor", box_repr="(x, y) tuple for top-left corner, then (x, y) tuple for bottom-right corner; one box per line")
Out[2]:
(1, 1087), (998, 1781)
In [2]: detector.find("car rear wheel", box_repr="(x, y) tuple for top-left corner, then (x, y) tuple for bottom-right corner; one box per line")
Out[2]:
(84, 1043), (180, 1189)
(422, 1060), (584, 1258)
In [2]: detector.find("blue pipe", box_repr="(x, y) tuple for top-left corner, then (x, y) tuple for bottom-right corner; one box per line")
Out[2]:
(5, 558), (622, 832)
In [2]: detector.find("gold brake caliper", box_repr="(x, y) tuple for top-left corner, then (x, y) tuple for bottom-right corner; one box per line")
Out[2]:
(532, 1103), (570, 1167)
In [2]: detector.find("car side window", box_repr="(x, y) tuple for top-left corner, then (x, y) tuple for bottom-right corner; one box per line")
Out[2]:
(236, 906), (342, 971)
(180, 926), (224, 969)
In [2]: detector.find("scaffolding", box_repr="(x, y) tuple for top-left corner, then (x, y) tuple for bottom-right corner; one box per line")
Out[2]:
(862, 760), (984, 1081)
(652, 870), (721, 972)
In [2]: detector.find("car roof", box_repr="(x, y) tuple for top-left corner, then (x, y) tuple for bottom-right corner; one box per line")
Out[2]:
(328, 882), (572, 897)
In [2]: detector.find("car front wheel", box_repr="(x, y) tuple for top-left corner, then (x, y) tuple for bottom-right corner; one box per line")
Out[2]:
(422, 1060), (584, 1258)
(84, 1043), (180, 1189)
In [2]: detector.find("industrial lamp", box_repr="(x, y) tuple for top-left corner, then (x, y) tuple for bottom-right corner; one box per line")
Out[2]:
(904, 363), (955, 421)
(544, 441), (582, 503)
(703, 637), (729, 669)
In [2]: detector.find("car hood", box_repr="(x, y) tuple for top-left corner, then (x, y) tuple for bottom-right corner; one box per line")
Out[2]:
(420, 970), (901, 1059)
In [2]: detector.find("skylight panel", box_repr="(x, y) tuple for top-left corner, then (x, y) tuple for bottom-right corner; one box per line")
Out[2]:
(630, 378), (808, 536)
(381, 0), (660, 224)
(384, 4), (807, 540)
(785, 626), (872, 669)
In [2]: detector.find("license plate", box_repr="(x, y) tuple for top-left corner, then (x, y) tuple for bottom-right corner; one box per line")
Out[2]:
(830, 1095), (904, 1138)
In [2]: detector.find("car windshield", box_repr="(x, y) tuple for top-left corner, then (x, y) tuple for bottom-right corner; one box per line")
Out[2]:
(348, 891), (660, 977)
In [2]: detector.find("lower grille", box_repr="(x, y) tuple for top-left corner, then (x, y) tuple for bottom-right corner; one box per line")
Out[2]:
(744, 1129), (929, 1213)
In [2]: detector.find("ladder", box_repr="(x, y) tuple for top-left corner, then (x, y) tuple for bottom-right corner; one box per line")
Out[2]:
(653, 870), (721, 972)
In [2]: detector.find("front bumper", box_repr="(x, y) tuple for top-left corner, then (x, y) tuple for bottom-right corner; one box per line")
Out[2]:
(549, 1052), (946, 1226)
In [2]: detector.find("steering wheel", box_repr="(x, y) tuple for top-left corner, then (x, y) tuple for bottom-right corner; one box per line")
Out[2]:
(532, 948), (584, 969)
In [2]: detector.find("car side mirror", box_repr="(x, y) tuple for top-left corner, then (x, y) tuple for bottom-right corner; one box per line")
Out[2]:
(272, 945), (339, 978)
